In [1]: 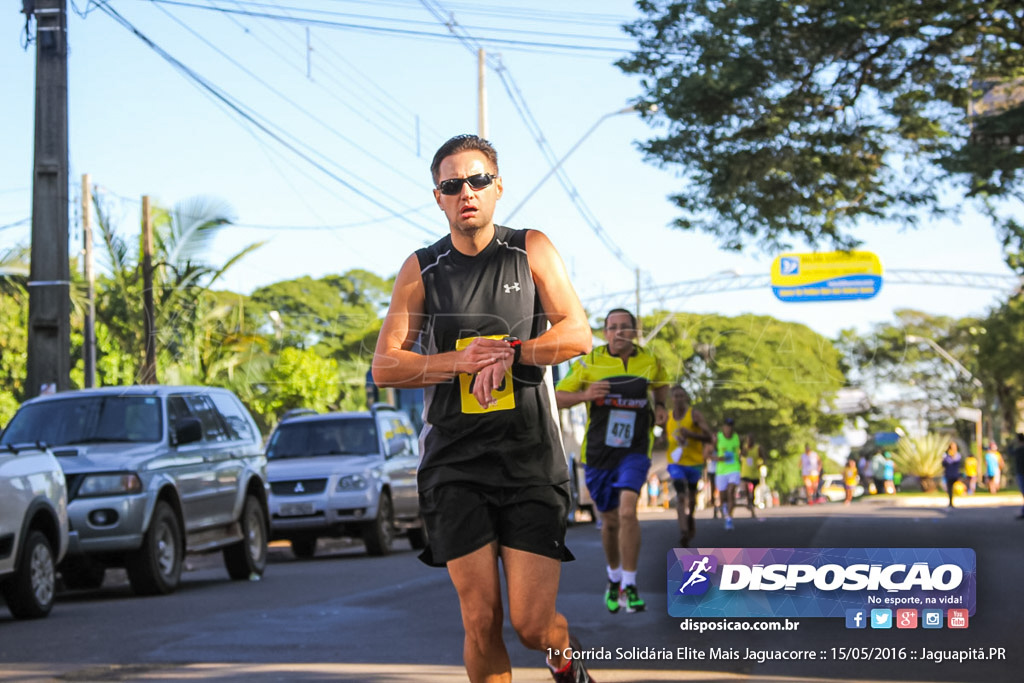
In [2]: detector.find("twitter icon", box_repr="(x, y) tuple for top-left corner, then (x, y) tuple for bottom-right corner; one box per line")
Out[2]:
(870, 609), (892, 629)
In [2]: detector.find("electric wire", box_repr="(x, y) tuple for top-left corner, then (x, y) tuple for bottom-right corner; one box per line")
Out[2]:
(151, 0), (428, 187)
(127, 0), (633, 56)
(207, 0), (420, 149)
(92, 1), (440, 239)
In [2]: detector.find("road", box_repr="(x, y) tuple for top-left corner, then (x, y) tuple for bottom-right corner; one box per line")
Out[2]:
(1, 496), (1020, 682)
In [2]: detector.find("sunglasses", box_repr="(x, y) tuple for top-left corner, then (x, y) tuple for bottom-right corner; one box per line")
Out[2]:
(437, 173), (496, 195)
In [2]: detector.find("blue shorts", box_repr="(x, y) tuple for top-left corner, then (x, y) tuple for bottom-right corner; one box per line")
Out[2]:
(584, 452), (651, 513)
(668, 463), (703, 485)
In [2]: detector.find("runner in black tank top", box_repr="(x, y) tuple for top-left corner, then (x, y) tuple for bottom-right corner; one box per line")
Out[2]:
(416, 224), (566, 493)
(372, 135), (595, 683)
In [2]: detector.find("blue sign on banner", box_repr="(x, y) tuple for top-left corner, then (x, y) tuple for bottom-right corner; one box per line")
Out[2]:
(667, 548), (976, 619)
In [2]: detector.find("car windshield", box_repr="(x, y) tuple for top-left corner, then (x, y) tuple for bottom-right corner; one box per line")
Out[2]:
(0, 396), (163, 446)
(267, 418), (377, 459)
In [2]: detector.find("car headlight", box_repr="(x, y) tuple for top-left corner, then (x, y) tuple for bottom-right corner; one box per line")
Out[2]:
(337, 474), (368, 491)
(78, 473), (143, 497)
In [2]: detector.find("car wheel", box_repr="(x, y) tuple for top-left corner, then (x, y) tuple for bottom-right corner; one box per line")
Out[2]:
(126, 501), (183, 596)
(362, 492), (394, 556)
(59, 556), (107, 591)
(407, 516), (429, 550)
(1, 530), (56, 619)
(223, 494), (268, 580)
(289, 537), (318, 559)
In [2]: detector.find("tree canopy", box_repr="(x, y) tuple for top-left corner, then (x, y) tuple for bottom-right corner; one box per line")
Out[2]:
(646, 310), (846, 455)
(618, 1), (1024, 256)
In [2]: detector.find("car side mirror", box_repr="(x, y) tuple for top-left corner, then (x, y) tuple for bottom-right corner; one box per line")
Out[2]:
(384, 436), (408, 458)
(174, 417), (203, 446)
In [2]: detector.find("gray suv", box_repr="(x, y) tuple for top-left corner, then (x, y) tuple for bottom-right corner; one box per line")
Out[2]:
(0, 386), (269, 595)
(266, 405), (425, 557)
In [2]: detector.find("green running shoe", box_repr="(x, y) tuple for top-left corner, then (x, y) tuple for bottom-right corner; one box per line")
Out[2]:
(621, 584), (645, 613)
(604, 580), (621, 613)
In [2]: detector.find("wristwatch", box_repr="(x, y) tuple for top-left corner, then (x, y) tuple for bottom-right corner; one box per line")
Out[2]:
(503, 336), (523, 365)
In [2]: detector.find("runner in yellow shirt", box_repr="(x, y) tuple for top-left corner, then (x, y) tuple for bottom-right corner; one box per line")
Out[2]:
(739, 433), (763, 520)
(665, 385), (712, 546)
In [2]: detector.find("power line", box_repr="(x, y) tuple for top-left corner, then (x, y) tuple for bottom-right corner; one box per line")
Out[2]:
(92, 1), (440, 239)
(0, 218), (31, 231)
(151, 0), (427, 185)
(208, 0), (422, 149)
(128, 0), (633, 56)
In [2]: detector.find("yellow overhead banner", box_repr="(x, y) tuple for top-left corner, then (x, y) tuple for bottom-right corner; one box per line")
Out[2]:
(771, 251), (883, 302)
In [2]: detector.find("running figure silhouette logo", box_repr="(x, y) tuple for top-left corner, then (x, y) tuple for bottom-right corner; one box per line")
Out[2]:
(677, 554), (717, 595)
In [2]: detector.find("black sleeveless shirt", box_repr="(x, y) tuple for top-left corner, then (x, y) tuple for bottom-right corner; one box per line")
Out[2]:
(415, 225), (568, 492)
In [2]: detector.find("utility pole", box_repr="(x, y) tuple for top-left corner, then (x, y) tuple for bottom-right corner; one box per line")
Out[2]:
(141, 196), (157, 384)
(635, 267), (642, 336)
(26, 0), (71, 398)
(82, 173), (96, 387)
(477, 48), (487, 139)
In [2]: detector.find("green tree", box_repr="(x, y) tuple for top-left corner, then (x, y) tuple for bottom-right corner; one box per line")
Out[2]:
(646, 310), (847, 468)
(618, 1), (1024, 257)
(248, 272), (389, 353)
(975, 295), (1024, 439)
(247, 347), (342, 433)
(838, 310), (987, 443)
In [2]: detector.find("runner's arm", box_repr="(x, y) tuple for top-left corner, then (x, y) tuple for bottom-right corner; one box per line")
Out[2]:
(372, 254), (513, 388)
(524, 229), (592, 366)
(677, 408), (714, 443)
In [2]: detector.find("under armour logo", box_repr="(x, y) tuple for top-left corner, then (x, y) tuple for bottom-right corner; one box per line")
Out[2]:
(503, 282), (521, 294)
(294, 482), (305, 493)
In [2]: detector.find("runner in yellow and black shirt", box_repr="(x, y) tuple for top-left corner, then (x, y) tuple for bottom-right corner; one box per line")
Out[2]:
(665, 385), (713, 547)
(556, 309), (669, 615)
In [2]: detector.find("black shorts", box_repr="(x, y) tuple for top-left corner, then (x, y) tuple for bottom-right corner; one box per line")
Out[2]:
(417, 482), (574, 567)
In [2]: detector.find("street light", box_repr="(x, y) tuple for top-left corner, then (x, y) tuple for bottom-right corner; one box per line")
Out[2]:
(905, 334), (984, 456)
(905, 335), (983, 389)
(503, 103), (655, 222)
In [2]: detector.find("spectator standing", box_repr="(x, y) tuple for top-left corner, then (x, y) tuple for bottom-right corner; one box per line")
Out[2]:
(843, 458), (860, 505)
(871, 451), (887, 495)
(801, 445), (821, 505)
(883, 451), (896, 495)
(963, 450), (979, 495)
(984, 442), (1005, 494)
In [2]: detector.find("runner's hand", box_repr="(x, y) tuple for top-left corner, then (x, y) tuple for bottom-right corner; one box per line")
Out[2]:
(456, 337), (514, 376)
(584, 380), (610, 402)
(472, 359), (508, 408)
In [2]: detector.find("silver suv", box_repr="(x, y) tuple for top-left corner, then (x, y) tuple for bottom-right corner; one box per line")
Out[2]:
(266, 405), (425, 557)
(0, 443), (68, 618)
(0, 386), (269, 595)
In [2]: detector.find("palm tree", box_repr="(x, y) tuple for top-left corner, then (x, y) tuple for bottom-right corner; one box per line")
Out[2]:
(92, 191), (264, 384)
(894, 433), (951, 492)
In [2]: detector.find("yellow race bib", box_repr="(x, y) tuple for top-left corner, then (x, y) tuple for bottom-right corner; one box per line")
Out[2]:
(455, 335), (516, 414)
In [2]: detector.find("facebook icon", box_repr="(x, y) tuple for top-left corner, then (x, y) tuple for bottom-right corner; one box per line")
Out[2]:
(845, 609), (867, 629)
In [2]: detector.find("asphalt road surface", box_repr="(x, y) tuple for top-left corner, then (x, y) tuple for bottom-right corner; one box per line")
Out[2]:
(1, 496), (1020, 682)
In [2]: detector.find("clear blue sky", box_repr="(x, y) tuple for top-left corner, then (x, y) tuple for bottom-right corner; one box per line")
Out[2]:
(1, 0), (1016, 340)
